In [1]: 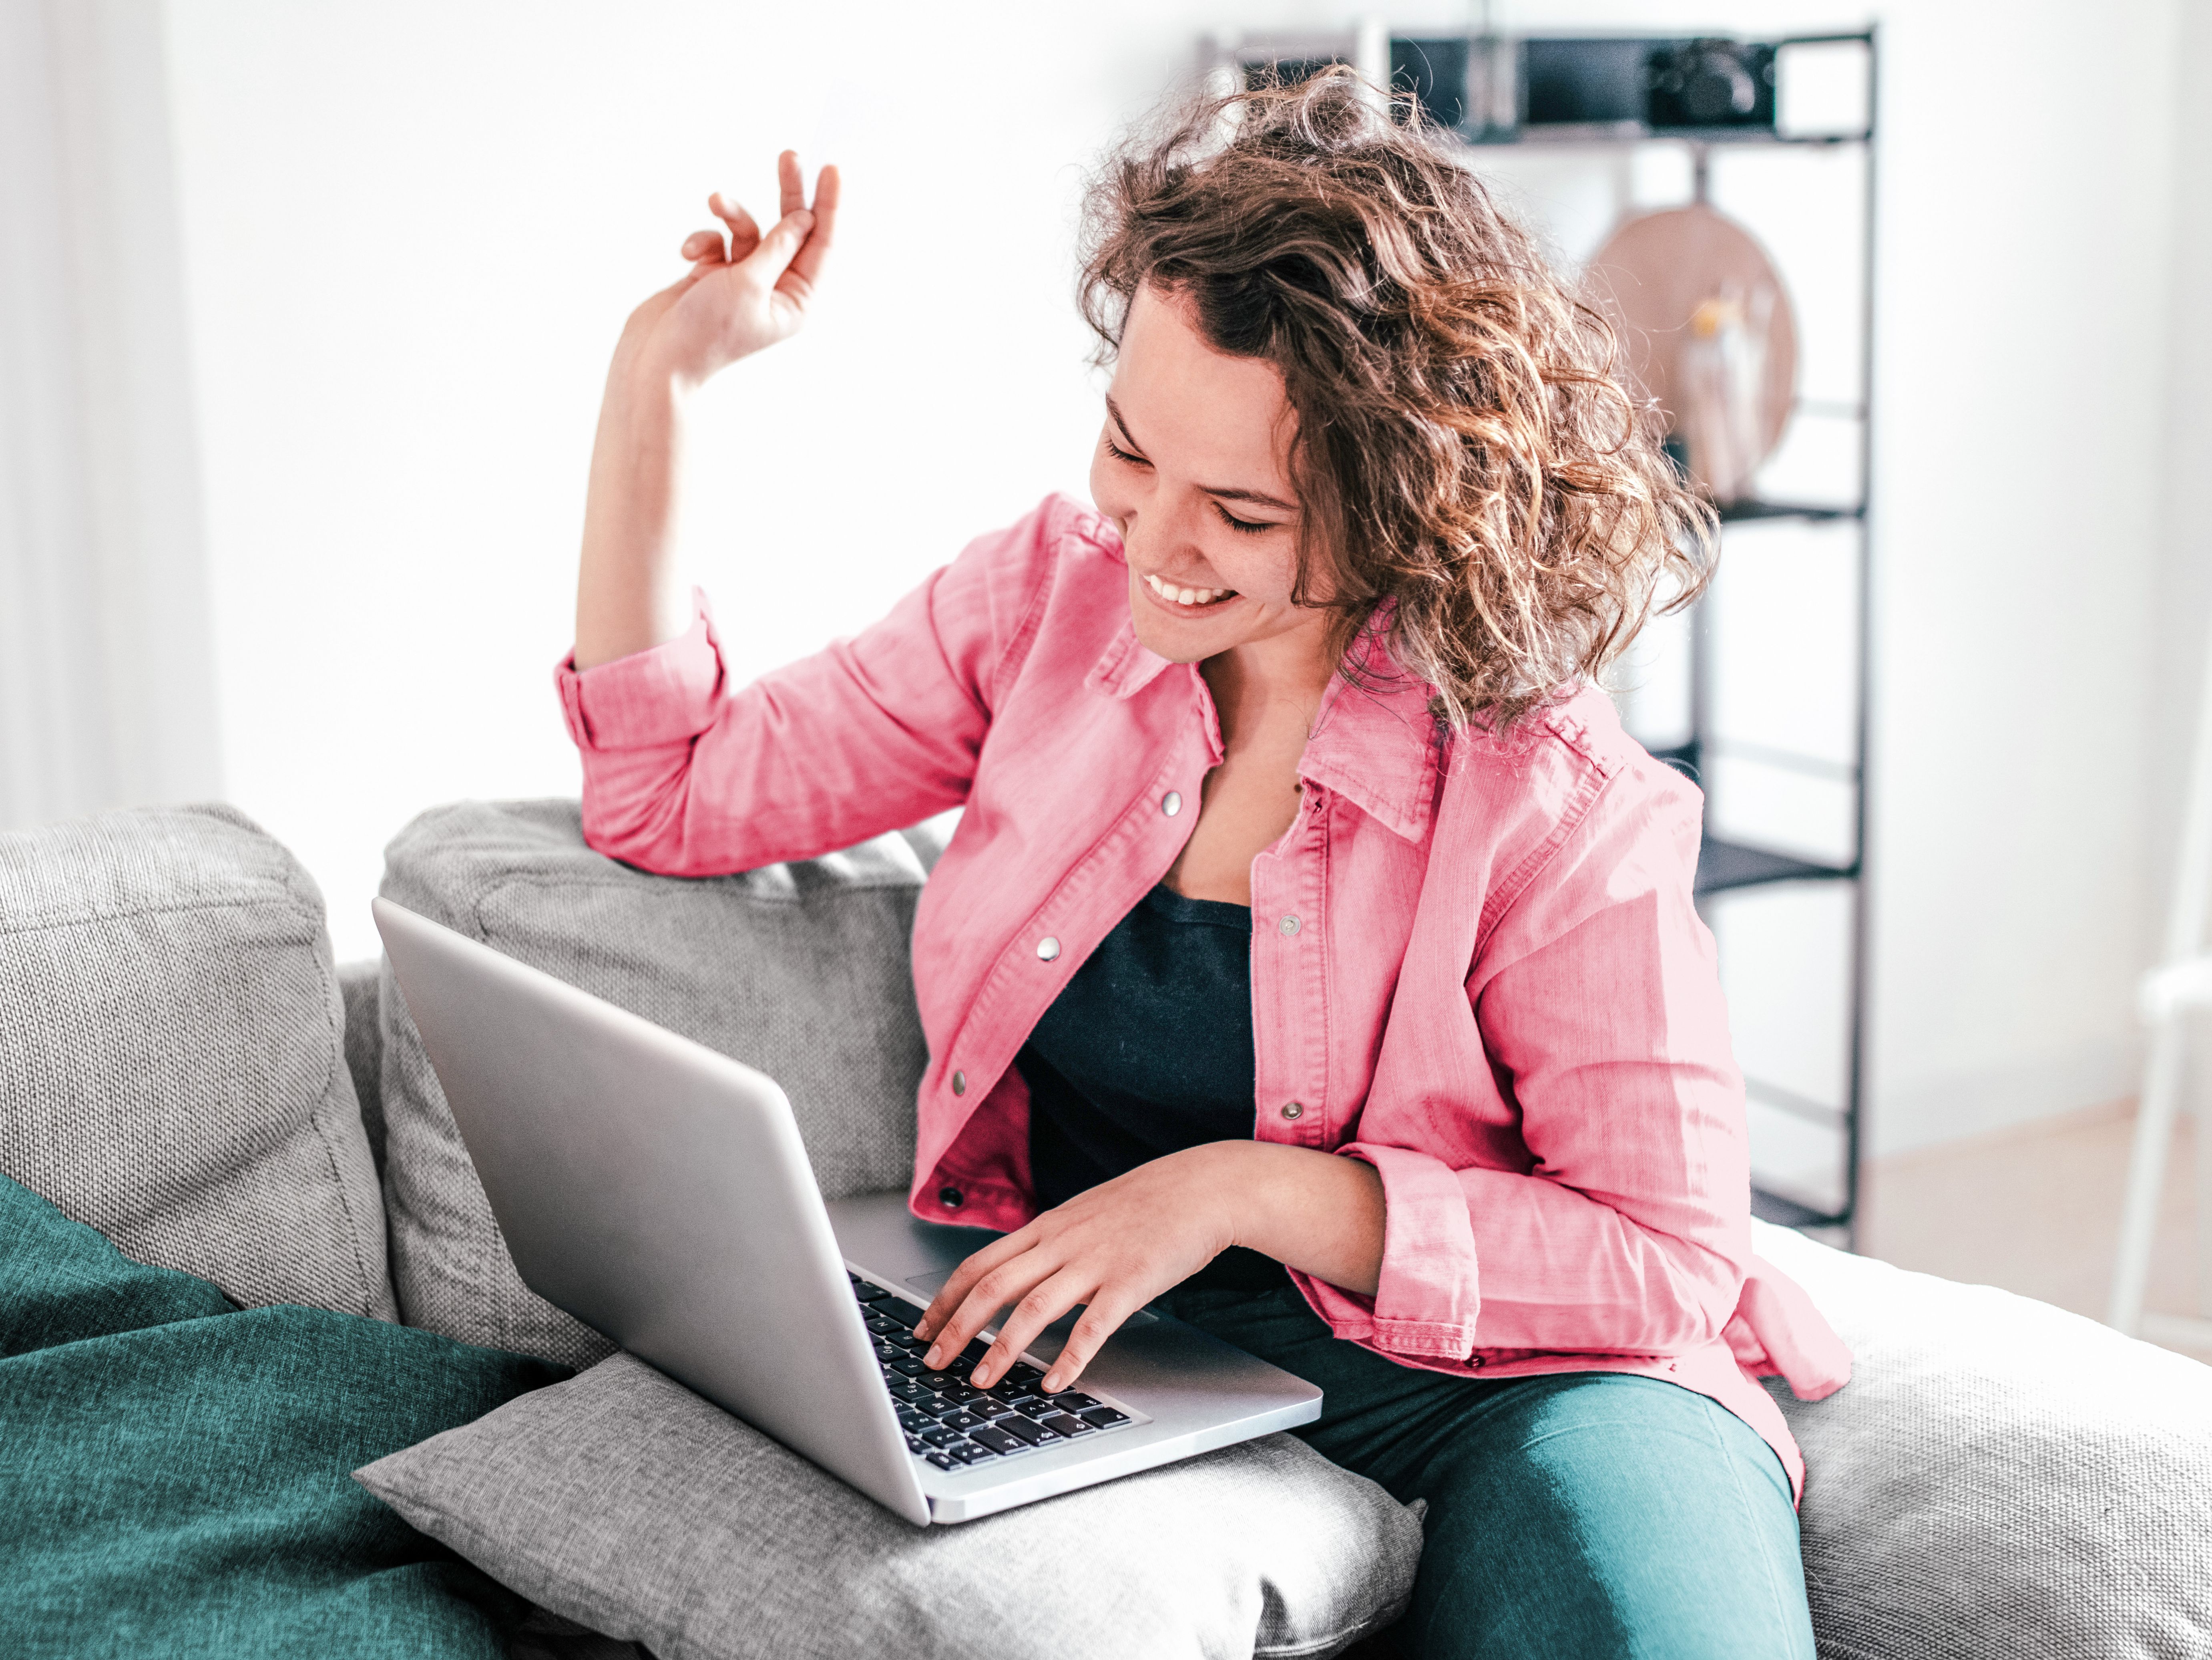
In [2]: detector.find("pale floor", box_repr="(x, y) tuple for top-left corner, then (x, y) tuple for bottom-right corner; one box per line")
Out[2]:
(1856, 1101), (2208, 1358)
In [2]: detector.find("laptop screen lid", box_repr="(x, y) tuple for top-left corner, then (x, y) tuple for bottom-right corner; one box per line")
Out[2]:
(371, 897), (929, 1525)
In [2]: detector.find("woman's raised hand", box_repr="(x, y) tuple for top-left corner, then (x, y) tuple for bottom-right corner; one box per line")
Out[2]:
(617, 151), (839, 390)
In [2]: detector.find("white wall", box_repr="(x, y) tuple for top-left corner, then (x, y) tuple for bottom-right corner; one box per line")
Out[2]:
(0, 0), (219, 828)
(130, 0), (2199, 1157)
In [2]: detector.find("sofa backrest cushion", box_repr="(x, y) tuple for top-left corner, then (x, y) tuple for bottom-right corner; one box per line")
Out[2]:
(376, 799), (934, 1367)
(0, 804), (395, 1320)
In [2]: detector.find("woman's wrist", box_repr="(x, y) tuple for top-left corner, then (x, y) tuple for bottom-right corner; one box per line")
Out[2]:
(1214, 1140), (1385, 1296)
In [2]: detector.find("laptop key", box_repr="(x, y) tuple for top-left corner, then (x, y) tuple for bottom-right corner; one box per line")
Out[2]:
(919, 1426), (963, 1447)
(1038, 1412), (1094, 1438)
(875, 1301), (922, 1330)
(864, 1315), (904, 1336)
(890, 1382), (931, 1404)
(1006, 1363), (1048, 1388)
(925, 1451), (958, 1471)
(889, 1358), (927, 1378)
(889, 1330), (931, 1352)
(966, 1424), (1025, 1456)
(940, 1410), (986, 1431)
(1079, 1406), (1130, 1428)
(917, 1371), (958, 1392)
(904, 1434), (926, 1452)
(852, 1282), (892, 1303)
(919, 1397), (965, 1419)
(1046, 1392), (1099, 1412)
(997, 1415), (1050, 1446)
(941, 1384), (987, 1404)
(947, 1442), (993, 1464)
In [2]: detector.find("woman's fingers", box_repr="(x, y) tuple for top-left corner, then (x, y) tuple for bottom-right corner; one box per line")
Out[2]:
(916, 1229), (1032, 1348)
(738, 207), (815, 290)
(707, 191), (761, 262)
(1039, 1295), (1134, 1393)
(784, 163), (839, 293)
(921, 1245), (1061, 1371)
(679, 229), (723, 264)
(972, 1268), (1093, 1389)
(777, 149), (804, 221)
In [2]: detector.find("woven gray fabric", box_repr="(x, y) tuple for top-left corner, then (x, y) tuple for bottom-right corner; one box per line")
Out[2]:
(356, 1350), (1422, 1660)
(376, 799), (935, 1367)
(0, 804), (395, 1320)
(1752, 1219), (2212, 1660)
(337, 957), (386, 1174)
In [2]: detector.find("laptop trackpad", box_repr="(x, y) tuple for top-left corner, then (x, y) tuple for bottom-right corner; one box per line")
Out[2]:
(901, 1269), (1157, 1363)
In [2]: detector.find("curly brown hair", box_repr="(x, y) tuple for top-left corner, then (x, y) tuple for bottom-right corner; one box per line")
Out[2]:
(1079, 68), (1715, 730)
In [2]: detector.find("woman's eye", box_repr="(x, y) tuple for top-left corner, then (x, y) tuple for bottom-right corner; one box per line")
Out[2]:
(1103, 437), (1149, 467)
(1215, 503), (1272, 535)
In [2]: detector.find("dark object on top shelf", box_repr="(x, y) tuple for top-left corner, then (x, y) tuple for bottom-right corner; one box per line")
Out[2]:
(1647, 40), (1777, 130)
(1518, 36), (1775, 134)
(1522, 38), (1656, 127)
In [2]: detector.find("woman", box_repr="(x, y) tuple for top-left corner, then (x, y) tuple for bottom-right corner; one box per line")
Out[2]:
(560, 74), (1848, 1659)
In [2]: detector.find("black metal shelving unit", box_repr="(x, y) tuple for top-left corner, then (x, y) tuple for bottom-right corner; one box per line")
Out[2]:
(1217, 28), (1880, 1240)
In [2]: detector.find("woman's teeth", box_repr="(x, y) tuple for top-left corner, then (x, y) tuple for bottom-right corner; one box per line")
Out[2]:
(1143, 571), (1235, 608)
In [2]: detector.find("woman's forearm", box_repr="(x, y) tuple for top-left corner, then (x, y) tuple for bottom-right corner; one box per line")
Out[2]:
(1227, 1140), (1385, 1296)
(575, 359), (696, 670)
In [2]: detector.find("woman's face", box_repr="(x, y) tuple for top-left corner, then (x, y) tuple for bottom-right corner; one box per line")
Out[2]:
(1090, 285), (1329, 668)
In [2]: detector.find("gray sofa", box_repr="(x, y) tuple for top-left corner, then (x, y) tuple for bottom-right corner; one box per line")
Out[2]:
(4, 800), (2209, 1660)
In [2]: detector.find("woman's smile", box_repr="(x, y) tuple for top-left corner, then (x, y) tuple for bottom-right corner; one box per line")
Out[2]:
(1139, 570), (1238, 610)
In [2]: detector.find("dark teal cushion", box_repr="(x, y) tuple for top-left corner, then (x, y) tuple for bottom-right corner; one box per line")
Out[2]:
(0, 1173), (567, 1657)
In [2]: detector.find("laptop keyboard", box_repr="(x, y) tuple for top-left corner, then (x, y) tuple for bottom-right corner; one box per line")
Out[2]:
(848, 1273), (1134, 1472)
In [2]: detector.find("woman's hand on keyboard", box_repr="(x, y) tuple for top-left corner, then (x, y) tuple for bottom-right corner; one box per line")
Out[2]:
(912, 1143), (1241, 1392)
(912, 1139), (1384, 1393)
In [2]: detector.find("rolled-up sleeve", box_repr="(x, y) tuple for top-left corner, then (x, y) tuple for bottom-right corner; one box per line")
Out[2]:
(558, 598), (725, 754)
(552, 497), (1074, 877)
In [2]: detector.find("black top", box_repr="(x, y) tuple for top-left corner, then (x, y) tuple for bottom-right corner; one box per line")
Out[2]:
(1016, 884), (1285, 1293)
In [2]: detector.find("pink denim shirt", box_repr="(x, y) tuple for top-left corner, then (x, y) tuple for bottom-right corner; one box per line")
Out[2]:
(556, 494), (1850, 1496)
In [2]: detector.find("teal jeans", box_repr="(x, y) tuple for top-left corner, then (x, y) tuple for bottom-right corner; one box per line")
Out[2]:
(1159, 1281), (1815, 1660)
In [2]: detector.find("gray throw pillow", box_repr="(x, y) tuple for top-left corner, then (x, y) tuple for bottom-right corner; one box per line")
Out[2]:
(356, 1351), (1422, 1660)
(1752, 1219), (2212, 1659)
(0, 803), (394, 1320)
(375, 799), (937, 1367)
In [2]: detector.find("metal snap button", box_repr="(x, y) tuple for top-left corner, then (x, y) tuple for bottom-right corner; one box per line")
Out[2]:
(1280, 1101), (1305, 1121)
(1037, 936), (1061, 961)
(1278, 914), (1301, 937)
(950, 1070), (967, 1097)
(1161, 791), (1182, 817)
(937, 1186), (964, 1209)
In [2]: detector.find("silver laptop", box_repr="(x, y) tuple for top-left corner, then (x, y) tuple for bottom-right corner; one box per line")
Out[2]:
(372, 897), (1321, 1525)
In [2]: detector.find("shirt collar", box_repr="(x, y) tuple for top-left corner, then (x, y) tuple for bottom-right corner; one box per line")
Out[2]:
(1298, 633), (1440, 844)
(1087, 614), (1440, 844)
(1083, 621), (1179, 701)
